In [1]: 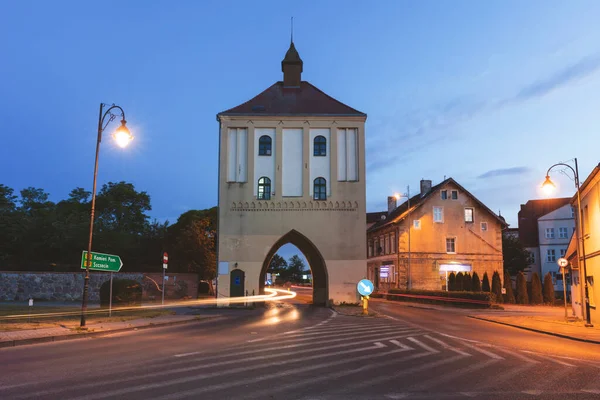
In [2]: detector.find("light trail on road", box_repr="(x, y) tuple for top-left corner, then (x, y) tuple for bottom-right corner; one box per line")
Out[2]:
(0, 288), (297, 320)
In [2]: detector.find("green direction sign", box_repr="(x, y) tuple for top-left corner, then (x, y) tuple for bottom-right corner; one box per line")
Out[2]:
(81, 251), (123, 272)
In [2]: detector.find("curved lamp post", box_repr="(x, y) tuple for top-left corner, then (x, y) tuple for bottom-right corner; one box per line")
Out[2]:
(80, 103), (133, 327)
(394, 186), (411, 289)
(542, 158), (593, 327)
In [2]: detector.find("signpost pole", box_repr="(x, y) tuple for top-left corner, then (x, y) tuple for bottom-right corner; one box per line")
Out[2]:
(562, 267), (568, 321)
(109, 272), (113, 317)
(162, 267), (165, 306)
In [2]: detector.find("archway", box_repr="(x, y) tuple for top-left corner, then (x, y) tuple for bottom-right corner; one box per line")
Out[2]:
(260, 229), (329, 306)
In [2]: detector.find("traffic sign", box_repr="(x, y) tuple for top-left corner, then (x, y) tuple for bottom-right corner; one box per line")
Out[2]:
(557, 257), (568, 267)
(357, 279), (374, 296)
(81, 251), (123, 272)
(163, 252), (168, 269)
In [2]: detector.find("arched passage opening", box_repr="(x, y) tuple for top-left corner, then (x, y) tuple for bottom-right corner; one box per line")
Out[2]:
(260, 229), (329, 306)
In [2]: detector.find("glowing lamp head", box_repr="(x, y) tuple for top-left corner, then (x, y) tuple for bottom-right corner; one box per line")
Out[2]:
(113, 120), (133, 148)
(394, 193), (401, 201)
(541, 175), (556, 196)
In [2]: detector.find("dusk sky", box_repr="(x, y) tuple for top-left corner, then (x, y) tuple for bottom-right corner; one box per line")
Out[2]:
(2, 1), (600, 264)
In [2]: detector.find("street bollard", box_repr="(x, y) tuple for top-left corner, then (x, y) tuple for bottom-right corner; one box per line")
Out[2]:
(362, 295), (369, 315)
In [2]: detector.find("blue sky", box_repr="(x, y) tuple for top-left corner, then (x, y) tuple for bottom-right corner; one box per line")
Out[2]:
(2, 1), (600, 265)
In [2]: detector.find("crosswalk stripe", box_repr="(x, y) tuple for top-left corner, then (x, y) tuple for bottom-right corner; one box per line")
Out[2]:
(406, 359), (497, 392)
(455, 341), (503, 360)
(521, 351), (575, 367)
(407, 337), (439, 353)
(492, 347), (539, 363)
(423, 335), (471, 356)
(389, 339), (414, 350)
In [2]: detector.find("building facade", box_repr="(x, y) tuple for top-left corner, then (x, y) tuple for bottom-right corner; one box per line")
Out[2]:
(216, 41), (367, 305)
(537, 204), (576, 292)
(367, 178), (505, 291)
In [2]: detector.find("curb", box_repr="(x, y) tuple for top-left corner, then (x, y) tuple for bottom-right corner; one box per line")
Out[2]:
(0, 315), (222, 349)
(468, 315), (600, 345)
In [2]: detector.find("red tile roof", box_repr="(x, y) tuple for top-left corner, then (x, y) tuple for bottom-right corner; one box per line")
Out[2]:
(217, 81), (366, 118)
(517, 198), (571, 247)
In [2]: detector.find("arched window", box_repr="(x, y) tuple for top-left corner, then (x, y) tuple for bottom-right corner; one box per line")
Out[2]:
(313, 177), (327, 200)
(258, 135), (272, 156)
(313, 135), (326, 156)
(258, 177), (271, 200)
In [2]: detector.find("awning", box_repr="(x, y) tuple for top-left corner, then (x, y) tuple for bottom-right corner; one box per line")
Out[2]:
(439, 263), (472, 272)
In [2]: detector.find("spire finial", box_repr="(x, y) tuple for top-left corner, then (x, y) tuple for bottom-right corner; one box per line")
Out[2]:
(291, 17), (294, 43)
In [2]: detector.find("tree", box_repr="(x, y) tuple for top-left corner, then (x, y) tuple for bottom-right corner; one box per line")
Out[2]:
(530, 272), (543, 305)
(472, 272), (482, 292)
(0, 185), (19, 264)
(170, 217), (215, 279)
(516, 271), (529, 305)
(463, 272), (472, 292)
(482, 272), (491, 292)
(448, 272), (456, 291)
(503, 270), (515, 303)
(455, 272), (464, 291)
(492, 271), (503, 303)
(287, 255), (308, 282)
(268, 254), (287, 275)
(0, 184), (18, 213)
(543, 272), (555, 305)
(95, 181), (151, 235)
(503, 233), (532, 276)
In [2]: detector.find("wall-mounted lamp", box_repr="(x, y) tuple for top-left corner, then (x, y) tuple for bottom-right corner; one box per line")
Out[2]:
(234, 262), (238, 269)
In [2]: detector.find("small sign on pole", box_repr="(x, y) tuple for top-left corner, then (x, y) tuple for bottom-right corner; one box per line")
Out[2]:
(162, 252), (168, 305)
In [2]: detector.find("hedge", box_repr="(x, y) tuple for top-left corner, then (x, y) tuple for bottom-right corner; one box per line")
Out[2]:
(385, 289), (495, 308)
(100, 279), (142, 307)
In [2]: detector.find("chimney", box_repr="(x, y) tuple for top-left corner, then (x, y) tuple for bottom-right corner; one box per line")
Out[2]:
(420, 179), (432, 197)
(282, 42), (303, 87)
(387, 196), (397, 214)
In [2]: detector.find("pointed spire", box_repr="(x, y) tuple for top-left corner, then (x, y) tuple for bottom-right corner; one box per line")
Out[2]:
(282, 22), (303, 87)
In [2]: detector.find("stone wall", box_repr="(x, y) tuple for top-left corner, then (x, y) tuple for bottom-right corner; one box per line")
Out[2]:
(0, 271), (199, 302)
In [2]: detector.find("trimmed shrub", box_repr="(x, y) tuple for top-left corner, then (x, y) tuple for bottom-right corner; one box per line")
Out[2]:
(543, 272), (555, 305)
(456, 272), (464, 291)
(448, 272), (456, 291)
(482, 272), (491, 292)
(530, 273), (543, 305)
(463, 273), (472, 292)
(100, 279), (142, 307)
(472, 272), (482, 292)
(516, 272), (529, 305)
(492, 271), (503, 303)
(503, 270), (515, 304)
(386, 289), (495, 308)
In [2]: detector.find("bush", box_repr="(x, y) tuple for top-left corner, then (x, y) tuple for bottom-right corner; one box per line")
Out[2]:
(543, 272), (555, 305)
(463, 273), (472, 292)
(198, 280), (211, 295)
(530, 273), (543, 305)
(448, 272), (456, 291)
(482, 272), (491, 292)
(492, 271), (503, 303)
(100, 279), (142, 307)
(456, 272), (464, 291)
(516, 272), (529, 305)
(472, 272), (482, 292)
(503, 270), (515, 304)
(386, 289), (495, 308)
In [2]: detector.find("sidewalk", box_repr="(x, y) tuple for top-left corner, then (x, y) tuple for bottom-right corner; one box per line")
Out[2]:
(0, 314), (220, 348)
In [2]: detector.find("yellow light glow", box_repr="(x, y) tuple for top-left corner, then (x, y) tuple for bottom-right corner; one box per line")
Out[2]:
(113, 122), (133, 148)
(394, 193), (401, 200)
(541, 175), (556, 197)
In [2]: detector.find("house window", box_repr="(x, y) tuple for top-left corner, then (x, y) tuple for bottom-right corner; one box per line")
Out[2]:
(373, 238), (378, 255)
(571, 207), (575, 218)
(433, 207), (444, 223)
(337, 128), (358, 181)
(258, 135), (272, 156)
(313, 135), (327, 156)
(559, 227), (568, 239)
(446, 237), (456, 253)
(441, 190), (448, 200)
(368, 241), (373, 258)
(384, 236), (390, 254)
(257, 177), (271, 200)
(313, 177), (327, 200)
(560, 249), (566, 258)
(413, 220), (421, 229)
(547, 249), (556, 262)
(481, 222), (488, 231)
(464, 208), (474, 223)
(451, 190), (458, 200)
(584, 205), (590, 236)
(529, 251), (535, 265)
(390, 233), (396, 253)
(379, 236), (384, 255)
(545, 228), (555, 239)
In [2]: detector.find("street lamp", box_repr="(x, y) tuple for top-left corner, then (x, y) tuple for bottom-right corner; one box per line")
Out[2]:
(395, 186), (411, 289)
(542, 158), (593, 327)
(80, 103), (133, 327)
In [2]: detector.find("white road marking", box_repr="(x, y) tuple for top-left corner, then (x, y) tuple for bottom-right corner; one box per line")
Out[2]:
(522, 389), (543, 395)
(423, 334), (471, 356)
(582, 389), (600, 394)
(521, 351), (575, 367)
(457, 341), (503, 360)
(492, 347), (539, 363)
(389, 339), (414, 350)
(407, 337), (439, 353)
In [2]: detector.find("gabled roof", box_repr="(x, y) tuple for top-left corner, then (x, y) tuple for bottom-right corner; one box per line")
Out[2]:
(217, 81), (366, 118)
(367, 178), (508, 233)
(517, 197), (571, 247)
(367, 211), (388, 224)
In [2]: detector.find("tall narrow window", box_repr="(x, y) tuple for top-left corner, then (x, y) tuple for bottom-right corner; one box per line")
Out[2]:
(390, 233), (396, 253)
(451, 190), (458, 200)
(337, 128), (358, 181)
(547, 249), (556, 262)
(464, 208), (474, 223)
(446, 237), (456, 253)
(257, 177), (271, 200)
(384, 236), (390, 254)
(441, 190), (448, 200)
(258, 135), (272, 156)
(314, 177), (327, 200)
(227, 128), (247, 182)
(434, 207), (444, 223)
(313, 135), (326, 156)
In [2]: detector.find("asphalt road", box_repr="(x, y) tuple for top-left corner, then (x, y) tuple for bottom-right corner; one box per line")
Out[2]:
(1, 299), (600, 400)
